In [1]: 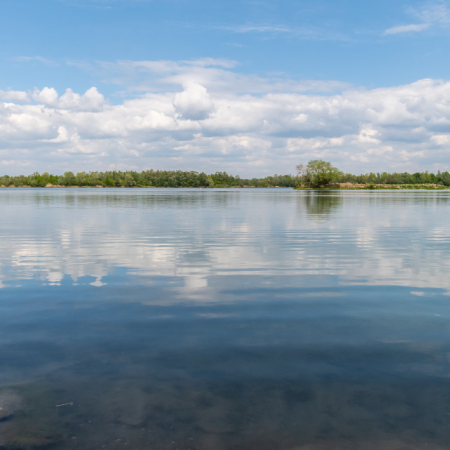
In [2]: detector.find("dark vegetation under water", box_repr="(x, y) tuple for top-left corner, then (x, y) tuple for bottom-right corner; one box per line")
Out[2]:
(1, 163), (450, 188)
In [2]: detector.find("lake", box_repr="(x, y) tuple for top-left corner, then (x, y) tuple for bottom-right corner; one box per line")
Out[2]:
(1, 188), (450, 450)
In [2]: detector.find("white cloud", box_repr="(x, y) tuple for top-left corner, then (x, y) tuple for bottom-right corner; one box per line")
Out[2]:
(411, 1), (450, 24)
(173, 84), (216, 120)
(385, 1), (450, 34)
(13, 56), (55, 65)
(32, 87), (59, 106)
(0, 160), (31, 167)
(80, 58), (350, 95)
(210, 23), (348, 41)
(42, 126), (70, 143)
(218, 25), (292, 33)
(2, 61), (450, 175)
(431, 134), (450, 145)
(0, 90), (29, 102)
(384, 23), (430, 34)
(31, 87), (105, 111)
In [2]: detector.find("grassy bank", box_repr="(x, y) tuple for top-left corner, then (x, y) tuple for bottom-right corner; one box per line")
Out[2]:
(295, 183), (450, 190)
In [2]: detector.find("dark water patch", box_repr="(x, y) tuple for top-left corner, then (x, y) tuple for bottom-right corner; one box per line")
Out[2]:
(2, 376), (449, 450)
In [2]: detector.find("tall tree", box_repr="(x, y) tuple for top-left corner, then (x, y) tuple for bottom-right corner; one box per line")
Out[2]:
(306, 160), (342, 187)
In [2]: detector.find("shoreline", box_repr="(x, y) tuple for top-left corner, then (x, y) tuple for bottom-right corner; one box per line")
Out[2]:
(1, 185), (449, 190)
(0, 185), (284, 189)
(295, 186), (450, 190)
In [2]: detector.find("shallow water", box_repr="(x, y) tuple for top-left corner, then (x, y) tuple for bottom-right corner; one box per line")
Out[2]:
(1, 188), (450, 449)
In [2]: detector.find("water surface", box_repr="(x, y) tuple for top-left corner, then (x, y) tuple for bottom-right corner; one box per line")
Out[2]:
(1, 188), (450, 450)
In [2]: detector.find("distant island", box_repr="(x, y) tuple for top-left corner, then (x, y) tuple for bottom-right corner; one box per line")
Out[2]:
(1, 162), (450, 189)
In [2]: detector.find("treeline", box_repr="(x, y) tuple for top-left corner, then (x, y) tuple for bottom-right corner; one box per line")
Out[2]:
(297, 160), (450, 188)
(1, 168), (450, 188)
(339, 171), (450, 186)
(0, 170), (299, 188)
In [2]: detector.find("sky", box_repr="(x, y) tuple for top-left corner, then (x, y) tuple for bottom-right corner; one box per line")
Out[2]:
(1, 0), (450, 176)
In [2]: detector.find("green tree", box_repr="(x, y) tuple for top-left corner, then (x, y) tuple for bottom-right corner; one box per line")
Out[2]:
(296, 163), (312, 187)
(123, 172), (136, 187)
(441, 171), (450, 187)
(63, 171), (76, 186)
(104, 177), (115, 187)
(306, 160), (342, 187)
(76, 172), (87, 186)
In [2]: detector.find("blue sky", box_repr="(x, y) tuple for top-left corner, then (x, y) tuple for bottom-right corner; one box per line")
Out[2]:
(1, 0), (450, 175)
(3, 0), (450, 93)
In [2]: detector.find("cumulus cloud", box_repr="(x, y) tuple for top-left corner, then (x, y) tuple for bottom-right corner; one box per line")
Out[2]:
(1, 61), (450, 175)
(31, 87), (105, 111)
(31, 87), (59, 106)
(173, 84), (216, 120)
(0, 90), (29, 102)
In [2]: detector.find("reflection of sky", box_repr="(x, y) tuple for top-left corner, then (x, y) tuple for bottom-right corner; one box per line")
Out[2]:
(2, 189), (450, 449)
(1, 189), (450, 296)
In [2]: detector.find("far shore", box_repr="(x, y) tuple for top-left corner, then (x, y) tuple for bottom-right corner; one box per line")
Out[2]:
(295, 182), (450, 190)
(1, 183), (450, 190)
(0, 184), (282, 189)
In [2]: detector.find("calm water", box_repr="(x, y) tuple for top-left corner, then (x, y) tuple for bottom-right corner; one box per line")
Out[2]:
(1, 188), (450, 450)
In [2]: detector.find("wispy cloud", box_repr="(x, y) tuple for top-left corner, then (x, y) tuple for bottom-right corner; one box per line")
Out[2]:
(219, 24), (292, 34)
(411, 0), (450, 23)
(211, 23), (348, 41)
(384, 23), (430, 34)
(384, 1), (450, 35)
(66, 57), (350, 95)
(56, 0), (151, 8)
(13, 56), (56, 65)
